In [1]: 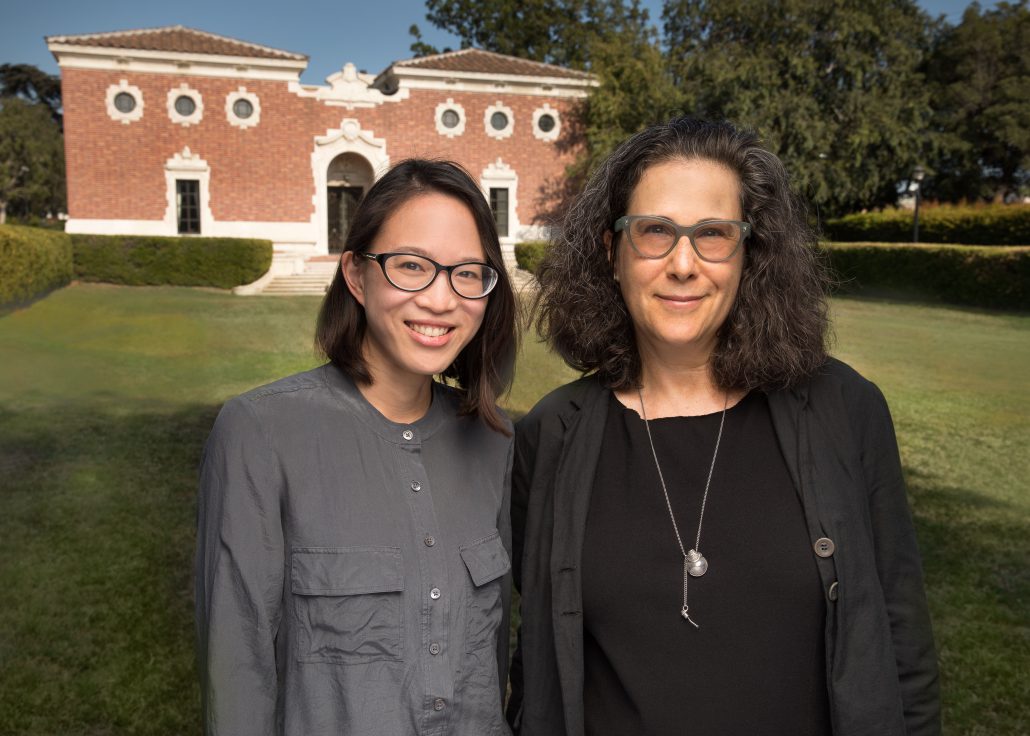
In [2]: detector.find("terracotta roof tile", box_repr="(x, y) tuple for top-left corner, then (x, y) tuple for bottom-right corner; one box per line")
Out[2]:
(46, 25), (306, 61)
(394, 48), (592, 80)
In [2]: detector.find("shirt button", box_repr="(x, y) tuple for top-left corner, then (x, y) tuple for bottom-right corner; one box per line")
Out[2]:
(430, 587), (441, 600)
(433, 698), (445, 711)
(424, 535), (436, 547)
(402, 429), (413, 440)
(828, 581), (839, 601)
(814, 537), (836, 558)
(429, 642), (441, 655)
(411, 481), (422, 492)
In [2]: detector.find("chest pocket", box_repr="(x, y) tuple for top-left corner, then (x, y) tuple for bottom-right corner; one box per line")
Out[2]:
(291, 546), (404, 664)
(460, 531), (511, 654)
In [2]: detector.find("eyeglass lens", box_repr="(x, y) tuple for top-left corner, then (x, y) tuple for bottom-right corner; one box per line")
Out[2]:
(382, 254), (498, 298)
(627, 217), (743, 260)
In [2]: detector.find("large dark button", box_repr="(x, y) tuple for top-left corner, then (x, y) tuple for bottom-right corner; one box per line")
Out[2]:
(828, 581), (839, 601)
(433, 698), (445, 711)
(429, 642), (441, 655)
(814, 537), (835, 558)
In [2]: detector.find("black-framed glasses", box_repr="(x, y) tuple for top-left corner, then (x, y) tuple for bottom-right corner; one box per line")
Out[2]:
(614, 215), (751, 262)
(361, 252), (499, 299)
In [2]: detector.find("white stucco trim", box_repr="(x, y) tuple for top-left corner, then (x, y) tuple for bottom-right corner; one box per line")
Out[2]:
(532, 103), (561, 142)
(310, 119), (390, 254)
(163, 147), (213, 234)
(225, 87), (261, 129)
(105, 79), (144, 124)
(484, 101), (515, 140)
(435, 98), (466, 138)
(167, 84), (203, 127)
(48, 44), (307, 82)
(376, 66), (596, 99)
(481, 158), (520, 268)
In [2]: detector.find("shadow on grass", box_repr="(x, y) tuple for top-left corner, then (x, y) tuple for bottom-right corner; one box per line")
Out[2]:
(0, 401), (216, 735)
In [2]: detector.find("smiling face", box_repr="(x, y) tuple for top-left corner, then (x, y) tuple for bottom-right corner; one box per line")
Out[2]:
(342, 192), (489, 391)
(612, 157), (745, 370)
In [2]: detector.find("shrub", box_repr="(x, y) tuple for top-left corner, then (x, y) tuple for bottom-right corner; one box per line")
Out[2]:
(72, 234), (272, 289)
(515, 240), (549, 274)
(822, 242), (1029, 311)
(823, 204), (1030, 245)
(0, 224), (73, 311)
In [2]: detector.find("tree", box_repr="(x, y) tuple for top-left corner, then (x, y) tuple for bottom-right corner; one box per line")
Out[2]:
(663, 0), (936, 216)
(0, 63), (63, 128)
(0, 97), (65, 223)
(924, 1), (1030, 202)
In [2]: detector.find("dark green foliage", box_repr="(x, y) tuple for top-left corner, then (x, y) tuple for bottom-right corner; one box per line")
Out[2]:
(0, 63), (63, 127)
(822, 242), (1029, 310)
(0, 224), (72, 311)
(824, 205), (1030, 245)
(924, 1), (1030, 202)
(515, 240), (549, 273)
(71, 234), (272, 289)
(663, 0), (936, 216)
(0, 97), (66, 223)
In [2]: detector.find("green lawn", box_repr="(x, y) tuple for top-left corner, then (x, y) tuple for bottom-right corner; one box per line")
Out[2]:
(0, 284), (1027, 734)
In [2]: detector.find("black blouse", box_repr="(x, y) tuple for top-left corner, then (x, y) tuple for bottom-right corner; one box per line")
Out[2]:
(582, 390), (831, 735)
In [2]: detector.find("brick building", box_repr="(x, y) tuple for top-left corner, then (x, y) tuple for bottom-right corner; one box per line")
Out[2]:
(46, 26), (594, 284)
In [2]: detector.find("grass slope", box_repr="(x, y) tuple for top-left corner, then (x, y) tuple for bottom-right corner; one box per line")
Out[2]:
(0, 284), (1026, 734)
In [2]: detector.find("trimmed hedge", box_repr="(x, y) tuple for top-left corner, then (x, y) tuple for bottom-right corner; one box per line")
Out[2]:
(0, 224), (74, 311)
(72, 234), (273, 288)
(822, 242), (1029, 311)
(823, 204), (1030, 245)
(516, 239), (1028, 311)
(515, 240), (549, 275)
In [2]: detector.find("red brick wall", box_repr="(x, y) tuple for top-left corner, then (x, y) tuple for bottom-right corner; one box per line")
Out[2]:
(62, 67), (581, 228)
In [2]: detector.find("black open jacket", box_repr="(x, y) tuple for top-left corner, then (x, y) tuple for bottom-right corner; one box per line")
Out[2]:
(506, 359), (940, 736)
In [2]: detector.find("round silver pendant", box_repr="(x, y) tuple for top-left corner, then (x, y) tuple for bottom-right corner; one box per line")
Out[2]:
(686, 549), (708, 577)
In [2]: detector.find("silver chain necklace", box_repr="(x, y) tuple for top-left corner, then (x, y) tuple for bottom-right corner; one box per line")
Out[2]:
(637, 387), (728, 629)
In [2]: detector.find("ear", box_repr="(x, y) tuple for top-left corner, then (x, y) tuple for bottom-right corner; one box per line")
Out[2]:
(340, 252), (367, 307)
(603, 230), (619, 283)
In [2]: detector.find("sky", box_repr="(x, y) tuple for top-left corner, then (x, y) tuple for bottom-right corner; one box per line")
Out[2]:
(1, 0), (996, 86)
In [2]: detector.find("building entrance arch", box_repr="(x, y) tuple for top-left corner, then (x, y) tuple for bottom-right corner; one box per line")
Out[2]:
(310, 119), (389, 254)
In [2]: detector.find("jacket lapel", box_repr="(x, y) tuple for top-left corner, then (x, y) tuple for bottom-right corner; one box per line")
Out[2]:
(550, 379), (610, 736)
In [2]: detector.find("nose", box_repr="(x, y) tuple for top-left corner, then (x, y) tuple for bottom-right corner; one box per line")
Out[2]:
(414, 269), (459, 311)
(666, 235), (698, 279)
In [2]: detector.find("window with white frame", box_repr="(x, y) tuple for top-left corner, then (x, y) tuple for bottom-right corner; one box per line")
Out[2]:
(435, 99), (466, 137)
(176, 180), (201, 234)
(167, 84), (203, 127)
(484, 101), (514, 140)
(226, 88), (261, 129)
(489, 187), (509, 237)
(106, 80), (144, 124)
(532, 104), (561, 142)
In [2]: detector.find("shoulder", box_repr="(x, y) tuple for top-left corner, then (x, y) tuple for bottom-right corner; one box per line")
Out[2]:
(211, 366), (330, 436)
(518, 374), (605, 431)
(804, 357), (889, 413)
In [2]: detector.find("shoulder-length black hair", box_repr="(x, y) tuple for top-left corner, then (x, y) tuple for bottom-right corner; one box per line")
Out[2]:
(535, 116), (831, 392)
(316, 159), (518, 434)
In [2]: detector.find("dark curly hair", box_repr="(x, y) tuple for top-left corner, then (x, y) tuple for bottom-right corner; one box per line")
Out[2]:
(316, 159), (518, 434)
(534, 116), (831, 392)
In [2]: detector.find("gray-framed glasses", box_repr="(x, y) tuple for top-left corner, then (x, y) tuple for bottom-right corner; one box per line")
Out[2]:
(614, 215), (751, 262)
(361, 252), (499, 299)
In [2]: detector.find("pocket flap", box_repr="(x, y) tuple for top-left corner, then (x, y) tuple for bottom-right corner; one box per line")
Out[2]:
(459, 532), (511, 587)
(291, 546), (404, 595)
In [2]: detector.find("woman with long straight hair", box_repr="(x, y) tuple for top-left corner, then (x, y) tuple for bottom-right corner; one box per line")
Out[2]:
(196, 159), (519, 735)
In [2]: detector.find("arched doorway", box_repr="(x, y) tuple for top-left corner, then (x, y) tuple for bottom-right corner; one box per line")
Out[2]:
(326, 152), (373, 252)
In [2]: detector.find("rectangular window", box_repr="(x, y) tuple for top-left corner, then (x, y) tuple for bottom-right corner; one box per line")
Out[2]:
(490, 187), (509, 238)
(176, 179), (200, 234)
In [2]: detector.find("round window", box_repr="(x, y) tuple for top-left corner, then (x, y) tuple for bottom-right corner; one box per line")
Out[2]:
(441, 109), (460, 129)
(114, 92), (137, 113)
(490, 111), (509, 131)
(175, 95), (196, 116)
(537, 113), (556, 133)
(233, 98), (254, 119)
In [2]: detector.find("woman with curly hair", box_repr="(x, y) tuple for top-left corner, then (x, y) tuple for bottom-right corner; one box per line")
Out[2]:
(507, 118), (939, 736)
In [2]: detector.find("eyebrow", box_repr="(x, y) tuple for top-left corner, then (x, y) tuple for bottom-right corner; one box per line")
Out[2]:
(389, 246), (486, 262)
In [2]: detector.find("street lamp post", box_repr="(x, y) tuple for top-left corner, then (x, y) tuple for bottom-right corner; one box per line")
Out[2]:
(911, 165), (925, 243)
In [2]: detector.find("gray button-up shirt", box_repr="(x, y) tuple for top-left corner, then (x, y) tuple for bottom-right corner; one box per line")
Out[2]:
(195, 364), (514, 735)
